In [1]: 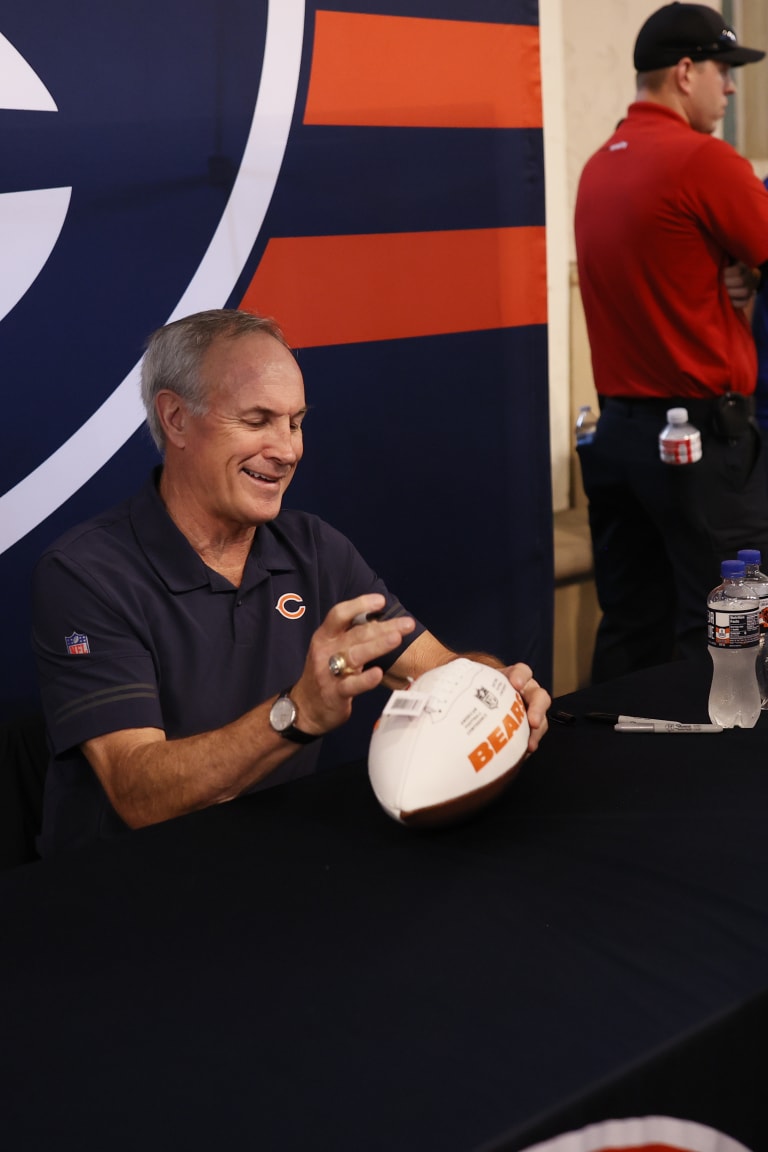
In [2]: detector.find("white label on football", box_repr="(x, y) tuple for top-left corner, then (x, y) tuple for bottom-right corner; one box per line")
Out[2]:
(381, 691), (429, 718)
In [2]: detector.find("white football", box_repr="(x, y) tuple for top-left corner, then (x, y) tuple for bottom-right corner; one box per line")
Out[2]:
(368, 658), (529, 827)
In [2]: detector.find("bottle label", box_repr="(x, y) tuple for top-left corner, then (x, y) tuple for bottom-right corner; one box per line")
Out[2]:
(659, 431), (702, 465)
(760, 595), (768, 633)
(707, 607), (760, 648)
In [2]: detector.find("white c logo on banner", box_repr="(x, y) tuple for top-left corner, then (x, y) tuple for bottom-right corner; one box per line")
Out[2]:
(0, 1), (305, 556)
(0, 33), (71, 326)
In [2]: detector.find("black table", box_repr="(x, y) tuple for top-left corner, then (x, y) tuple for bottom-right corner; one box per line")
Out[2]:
(2, 659), (767, 1150)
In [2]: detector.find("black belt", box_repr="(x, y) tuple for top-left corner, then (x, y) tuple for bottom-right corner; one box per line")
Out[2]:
(601, 394), (755, 422)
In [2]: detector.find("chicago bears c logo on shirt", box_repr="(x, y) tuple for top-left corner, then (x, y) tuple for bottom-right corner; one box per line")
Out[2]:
(276, 594), (306, 620)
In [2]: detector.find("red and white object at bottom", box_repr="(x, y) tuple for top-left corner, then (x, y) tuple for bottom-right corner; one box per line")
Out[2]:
(659, 406), (702, 464)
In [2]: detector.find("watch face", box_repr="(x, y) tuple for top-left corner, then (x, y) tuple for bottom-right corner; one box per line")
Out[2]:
(271, 694), (296, 732)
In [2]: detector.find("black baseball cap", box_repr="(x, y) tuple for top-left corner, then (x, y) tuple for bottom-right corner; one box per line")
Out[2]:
(634, 3), (765, 71)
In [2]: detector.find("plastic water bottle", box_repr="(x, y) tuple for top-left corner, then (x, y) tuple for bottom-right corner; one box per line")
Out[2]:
(575, 405), (598, 447)
(707, 559), (761, 728)
(737, 548), (768, 708)
(659, 407), (702, 465)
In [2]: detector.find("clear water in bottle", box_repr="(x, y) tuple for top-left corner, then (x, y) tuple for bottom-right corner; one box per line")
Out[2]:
(575, 404), (598, 447)
(737, 548), (768, 708)
(707, 559), (761, 728)
(659, 407), (702, 465)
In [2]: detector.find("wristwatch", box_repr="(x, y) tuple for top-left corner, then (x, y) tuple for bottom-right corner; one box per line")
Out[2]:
(269, 688), (318, 745)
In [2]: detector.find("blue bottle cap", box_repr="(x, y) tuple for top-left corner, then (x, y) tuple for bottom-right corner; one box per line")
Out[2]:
(721, 560), (746, 579)
(737, 549), (762, 565)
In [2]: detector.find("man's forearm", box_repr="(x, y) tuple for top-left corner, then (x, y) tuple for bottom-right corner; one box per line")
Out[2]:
(81, 697), (299, 829)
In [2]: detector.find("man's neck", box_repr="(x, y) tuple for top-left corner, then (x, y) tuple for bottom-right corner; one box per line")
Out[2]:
(158, 467), (256, 585)
(634, 89), (690, 127)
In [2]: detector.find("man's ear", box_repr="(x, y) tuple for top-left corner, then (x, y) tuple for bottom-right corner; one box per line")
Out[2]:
(675, 56), (695, 94)
(155, 390), (189, 448)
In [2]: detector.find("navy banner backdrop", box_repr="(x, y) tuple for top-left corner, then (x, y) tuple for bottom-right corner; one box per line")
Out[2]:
(0, 1), (552, 745)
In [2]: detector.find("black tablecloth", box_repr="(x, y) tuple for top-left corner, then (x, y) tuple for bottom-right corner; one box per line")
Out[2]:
(2, 658), (767, 1149)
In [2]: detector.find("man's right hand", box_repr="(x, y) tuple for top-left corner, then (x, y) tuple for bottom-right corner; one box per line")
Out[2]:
(724, 261), (759, 311)
(290, 593), (416, 736)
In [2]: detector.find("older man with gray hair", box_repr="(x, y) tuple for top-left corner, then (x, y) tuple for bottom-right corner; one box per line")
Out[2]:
(32, 309), (549, 855)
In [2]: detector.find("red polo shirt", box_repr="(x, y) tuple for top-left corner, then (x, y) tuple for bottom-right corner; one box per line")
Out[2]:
(575, 101), (768, 399)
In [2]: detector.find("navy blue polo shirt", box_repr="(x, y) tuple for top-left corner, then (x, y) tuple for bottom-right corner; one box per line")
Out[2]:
(32, 469), (424, 855)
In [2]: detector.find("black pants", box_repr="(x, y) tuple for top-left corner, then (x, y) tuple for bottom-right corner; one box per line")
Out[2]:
(578, 396), (768, 683)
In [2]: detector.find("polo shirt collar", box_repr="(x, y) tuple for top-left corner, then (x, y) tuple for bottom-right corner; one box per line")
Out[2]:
(131, 468), (297, 593)
(628, 101), (688, 129)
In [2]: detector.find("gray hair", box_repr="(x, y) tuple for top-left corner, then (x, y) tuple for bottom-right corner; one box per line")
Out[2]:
(140, 309), (290, 452)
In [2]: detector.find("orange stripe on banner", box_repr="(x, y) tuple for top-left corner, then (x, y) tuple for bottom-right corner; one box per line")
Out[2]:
(240, 228), (546, 349)
(304, 12), (541, 129)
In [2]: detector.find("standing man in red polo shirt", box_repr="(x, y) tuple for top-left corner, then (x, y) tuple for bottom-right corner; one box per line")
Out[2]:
(574, 2), (768, 683)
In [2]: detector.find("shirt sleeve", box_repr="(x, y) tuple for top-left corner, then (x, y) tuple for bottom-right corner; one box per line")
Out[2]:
(685, 139), (768, 269)
(31, 548), (165, 755)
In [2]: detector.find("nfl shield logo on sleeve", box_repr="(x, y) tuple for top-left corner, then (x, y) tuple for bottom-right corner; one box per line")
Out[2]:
(65, 632), (90, 655)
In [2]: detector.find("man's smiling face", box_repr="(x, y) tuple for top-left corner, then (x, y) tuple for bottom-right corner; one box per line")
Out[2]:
(170, 330), (307, 535)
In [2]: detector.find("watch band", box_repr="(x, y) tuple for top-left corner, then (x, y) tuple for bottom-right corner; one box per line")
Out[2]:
(270, 688), (319, 745)
(280, 722), (318, 745)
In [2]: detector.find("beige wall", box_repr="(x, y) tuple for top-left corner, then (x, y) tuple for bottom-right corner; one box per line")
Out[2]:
(561, 0), (664, 265)
(734, 1), (768, 164)
(544, 0), (669, 508)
